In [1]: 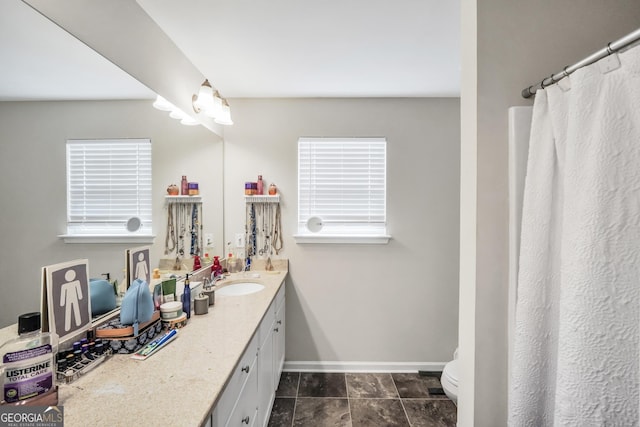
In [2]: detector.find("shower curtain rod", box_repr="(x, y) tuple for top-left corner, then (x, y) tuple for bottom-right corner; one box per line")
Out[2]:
(521, 27), (640, 99)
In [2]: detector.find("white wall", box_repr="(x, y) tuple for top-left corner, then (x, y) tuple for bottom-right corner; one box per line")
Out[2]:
(223, 98), (460, 364)
(0, 100), (223, 328)
(460, 1), (640, 425)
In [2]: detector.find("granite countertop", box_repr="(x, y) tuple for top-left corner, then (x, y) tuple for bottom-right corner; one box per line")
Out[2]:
(0, 264), (288, 427)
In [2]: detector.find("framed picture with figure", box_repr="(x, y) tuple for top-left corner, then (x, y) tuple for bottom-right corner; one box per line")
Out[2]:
(41, 259), (92, 343)
(127, 246), (151, 288)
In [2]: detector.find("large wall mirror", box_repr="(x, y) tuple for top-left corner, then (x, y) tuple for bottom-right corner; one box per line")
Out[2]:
(0, 0), (224, 328)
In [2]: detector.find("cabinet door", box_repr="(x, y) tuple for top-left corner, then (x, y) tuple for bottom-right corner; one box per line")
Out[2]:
(257, 323), (275, 427)
(225, 356), (258, 427)
(273, 298), (285, 389)
(213, 334), (259, 427)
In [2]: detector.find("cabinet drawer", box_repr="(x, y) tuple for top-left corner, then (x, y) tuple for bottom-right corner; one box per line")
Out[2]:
(215, 333), (259, 425)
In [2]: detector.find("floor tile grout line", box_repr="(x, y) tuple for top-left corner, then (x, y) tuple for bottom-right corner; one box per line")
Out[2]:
(391, 373), (414, 427)
(345, 373), (354, 426)
(272, 372), (454, 427)
(291, 372), (301, 427)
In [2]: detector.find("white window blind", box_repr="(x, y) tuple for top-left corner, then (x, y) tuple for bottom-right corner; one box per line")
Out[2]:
(297, 137), (388, 240)
(66, 139), (152, 236)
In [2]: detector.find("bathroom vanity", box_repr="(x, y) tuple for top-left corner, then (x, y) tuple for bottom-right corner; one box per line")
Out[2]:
(0, 266), (287, 427)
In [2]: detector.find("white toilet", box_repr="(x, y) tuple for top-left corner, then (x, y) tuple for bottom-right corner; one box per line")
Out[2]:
(441, 349), (459, 405)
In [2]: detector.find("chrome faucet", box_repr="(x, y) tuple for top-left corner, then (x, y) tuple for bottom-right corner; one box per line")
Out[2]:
(210, 271), (225, 285)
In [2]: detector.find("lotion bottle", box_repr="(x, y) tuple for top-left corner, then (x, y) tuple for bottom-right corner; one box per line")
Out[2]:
(0, 312), (57, 404)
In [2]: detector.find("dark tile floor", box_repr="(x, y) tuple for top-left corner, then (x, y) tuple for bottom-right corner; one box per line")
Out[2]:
(268, 372), (457, 427)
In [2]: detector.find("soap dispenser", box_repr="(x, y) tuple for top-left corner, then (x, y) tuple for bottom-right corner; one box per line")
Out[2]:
(182, 274), (191, 319)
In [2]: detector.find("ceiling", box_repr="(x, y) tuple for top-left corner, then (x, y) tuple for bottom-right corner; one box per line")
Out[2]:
(0, 0), (460, 101)
(0, 0), (154, 101)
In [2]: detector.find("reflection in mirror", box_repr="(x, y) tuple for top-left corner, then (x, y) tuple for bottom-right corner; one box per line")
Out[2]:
(0, 1), (224, 329)
(0, 0), (154, 101)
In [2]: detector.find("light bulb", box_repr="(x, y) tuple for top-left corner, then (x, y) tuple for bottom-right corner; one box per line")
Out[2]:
(152, 95), (175, 111)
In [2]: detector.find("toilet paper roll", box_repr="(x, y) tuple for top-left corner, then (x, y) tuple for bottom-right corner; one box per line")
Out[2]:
(194, 295), (209, 315)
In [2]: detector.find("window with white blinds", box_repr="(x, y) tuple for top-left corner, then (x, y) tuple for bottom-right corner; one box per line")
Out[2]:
(297, 137), (389, 243)
(66, 139), (152, 237)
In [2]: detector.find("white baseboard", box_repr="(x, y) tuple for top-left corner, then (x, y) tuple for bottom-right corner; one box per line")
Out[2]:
(283, 361), (446, 373)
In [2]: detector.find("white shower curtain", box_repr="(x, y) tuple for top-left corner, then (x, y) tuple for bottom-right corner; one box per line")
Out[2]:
(510, 44), (640, 426)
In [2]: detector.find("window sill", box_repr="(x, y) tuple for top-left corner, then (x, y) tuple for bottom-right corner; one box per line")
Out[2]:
(59, 234), (156, 244)
(293, 234), (391, 245)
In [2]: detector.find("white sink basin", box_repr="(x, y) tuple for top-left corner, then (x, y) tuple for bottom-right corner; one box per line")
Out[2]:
(216, 282), (265, 296)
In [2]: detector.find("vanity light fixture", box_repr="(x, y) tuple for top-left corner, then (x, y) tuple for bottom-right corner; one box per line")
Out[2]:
(169, 109), (187, 120)
(153, 94), (198, 126)
(167, 106), (198, 125)
(152, 95), (175, 111)
(180, 116), (199, 126)
(214, 99), (233, 125)
(192, 80), (223, 118)
(192, 79), (232, 125)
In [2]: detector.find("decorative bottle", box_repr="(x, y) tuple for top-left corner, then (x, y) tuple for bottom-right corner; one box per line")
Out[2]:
(181, 175), (188, 195)
(0, 312), (57, 404)
(257, 175), (264, 195)
(182, 274), (191, 319)
(213, 256), (222, 277)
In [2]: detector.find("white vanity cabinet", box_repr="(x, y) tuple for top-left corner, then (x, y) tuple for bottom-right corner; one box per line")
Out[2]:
(257, 285), (286, 427)
(210, 333), (259, 427)
(209, 285), (286, 427)
(273, 288), (285, 386)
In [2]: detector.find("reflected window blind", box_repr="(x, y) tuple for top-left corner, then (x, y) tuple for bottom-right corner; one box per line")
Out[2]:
(298, 137), (387, 234)
(66, 139), (152, 234)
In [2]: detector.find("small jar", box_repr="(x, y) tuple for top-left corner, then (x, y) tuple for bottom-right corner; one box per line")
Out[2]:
(268, 183), (277, 195)
(167, 184), (179, 195)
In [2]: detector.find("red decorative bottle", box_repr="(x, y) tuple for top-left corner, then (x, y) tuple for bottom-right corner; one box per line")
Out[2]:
(212, 256), (222, 276)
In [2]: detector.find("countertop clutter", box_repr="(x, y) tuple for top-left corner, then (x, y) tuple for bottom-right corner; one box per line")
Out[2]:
(0, 265), (288, 427)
